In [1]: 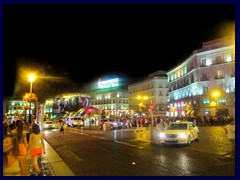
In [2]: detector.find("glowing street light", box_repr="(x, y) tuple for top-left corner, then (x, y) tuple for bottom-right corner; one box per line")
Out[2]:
(28, 73), (36, 124)
(28, 73), (36, 93)
(212, 91), (220, 116)
(137, 95), (148, 117)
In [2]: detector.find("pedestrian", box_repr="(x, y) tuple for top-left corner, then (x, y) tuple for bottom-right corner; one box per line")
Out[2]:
(28, 124), (46, 176)
(3, 135), (27, 176)
(59, 119), (64, 137)
(224, 119), (235, 158)
(3, 119), (10, 138)
(159, 119), (164, 132)
(10, 120), (28, 157)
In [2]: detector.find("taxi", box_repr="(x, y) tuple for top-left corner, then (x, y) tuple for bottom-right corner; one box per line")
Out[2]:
(43, 121), (55, 129)
(158, 121), (199, 146)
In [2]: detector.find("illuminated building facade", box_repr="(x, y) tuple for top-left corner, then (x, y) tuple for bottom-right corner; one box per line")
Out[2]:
(5, 100), (29, 116)
(4, 100), (35, 121)
(44, 93), (91, 119)
(90, 78), (129, 117)
(167, 36), (235, 117)
(128, 70), (169, 117)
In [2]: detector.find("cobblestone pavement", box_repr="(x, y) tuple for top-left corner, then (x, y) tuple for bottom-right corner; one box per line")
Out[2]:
(27, 157), (55, 176)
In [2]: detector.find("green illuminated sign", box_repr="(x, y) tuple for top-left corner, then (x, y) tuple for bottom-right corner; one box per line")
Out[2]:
(98, 78), (119, 89)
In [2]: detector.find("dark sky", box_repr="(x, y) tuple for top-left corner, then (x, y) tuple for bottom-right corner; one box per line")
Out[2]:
(3, 4), (235, 98)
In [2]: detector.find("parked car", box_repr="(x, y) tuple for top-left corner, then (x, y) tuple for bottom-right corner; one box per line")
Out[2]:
(43, 121), (55, 129)
(158, 121), (199, 146)
(98, 118), (122, 129)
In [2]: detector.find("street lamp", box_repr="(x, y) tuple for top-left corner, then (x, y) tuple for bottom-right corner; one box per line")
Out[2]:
(28, 73), (36, 124)
(137, 95), (148, 117)
(213, 91), (220, 117)
(28, 74), (36, 93)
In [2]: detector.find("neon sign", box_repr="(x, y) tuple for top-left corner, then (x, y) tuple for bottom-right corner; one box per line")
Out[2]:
(98, 78), (119, 89)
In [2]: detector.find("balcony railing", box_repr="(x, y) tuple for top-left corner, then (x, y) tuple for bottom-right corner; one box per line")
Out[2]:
(200, 77), (209, 81)
(215, 75), (224, 79)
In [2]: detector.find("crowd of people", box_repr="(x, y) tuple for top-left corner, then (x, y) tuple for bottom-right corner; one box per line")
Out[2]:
(3, 117), (45, 176)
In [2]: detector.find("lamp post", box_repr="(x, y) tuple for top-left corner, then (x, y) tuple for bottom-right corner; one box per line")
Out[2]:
(213, 91), (219, 117)
(28, 74), (36, 124)
(137, 95), (148, 117)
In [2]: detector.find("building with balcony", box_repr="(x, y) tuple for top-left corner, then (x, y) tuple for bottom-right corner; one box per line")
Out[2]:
(128, 70), (169, 117)
(167, 36), (235, 117)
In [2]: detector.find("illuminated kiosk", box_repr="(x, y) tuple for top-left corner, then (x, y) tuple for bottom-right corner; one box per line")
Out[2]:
(44, 93), (91, 121)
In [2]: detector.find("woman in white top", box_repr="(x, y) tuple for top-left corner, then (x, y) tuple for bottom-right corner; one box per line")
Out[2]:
(28, 124), (46, 176)
(3, 135), (27, 176)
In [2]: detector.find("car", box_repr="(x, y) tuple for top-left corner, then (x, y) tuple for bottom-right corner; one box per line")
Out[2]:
(98, 118), (122, 129)
(158, 121), (199, 146)
(43, 121), (55, 129)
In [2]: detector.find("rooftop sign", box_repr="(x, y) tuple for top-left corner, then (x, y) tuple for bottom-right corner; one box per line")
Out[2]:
(98, 78), (119, 89)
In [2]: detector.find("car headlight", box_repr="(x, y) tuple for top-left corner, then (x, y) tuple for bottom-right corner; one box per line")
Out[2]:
(178, 133), (187, 139)
(159, 132), (166, 138)
(44, 124), (48, 127)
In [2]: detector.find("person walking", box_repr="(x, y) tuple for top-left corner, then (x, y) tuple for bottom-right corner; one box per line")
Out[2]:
(28, 124), (46, 176)
(11, 120), (28, 157)
(59, 119), (64, 137)
(224, 119), (235, 158)
(3, 135), (27, 176)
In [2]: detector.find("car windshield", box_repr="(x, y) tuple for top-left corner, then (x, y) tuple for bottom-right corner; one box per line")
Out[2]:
(45, 121), (53, 124)
(167, 124), (187, 130)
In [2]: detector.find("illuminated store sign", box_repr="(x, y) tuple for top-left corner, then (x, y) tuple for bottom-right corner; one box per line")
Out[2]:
(98, 78), (119, 89)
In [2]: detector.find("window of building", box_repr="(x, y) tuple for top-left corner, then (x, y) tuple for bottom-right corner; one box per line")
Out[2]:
(178, 71), (180, 78)
(201, 73), (209, 81)
(203, 99), (210, 105)
(174, 73), (177, 79)
(191, 74), (194, 83)
(206, 58), (212, 66)
(218, 98), (226, 105)
(203, 86), (208, 94)
(201, 58), (206, 66)
(216, 70), (224, 78)
(215, 56), (223, 64)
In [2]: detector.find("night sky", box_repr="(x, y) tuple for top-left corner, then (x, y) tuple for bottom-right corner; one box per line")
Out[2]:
(3, 4), (235, 99)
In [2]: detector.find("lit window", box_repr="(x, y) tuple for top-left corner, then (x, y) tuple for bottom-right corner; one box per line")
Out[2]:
(203, 99), (210, 105)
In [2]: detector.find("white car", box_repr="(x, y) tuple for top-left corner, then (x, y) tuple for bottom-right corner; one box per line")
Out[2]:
(43, 121), (55, 129)
(158, 121), (199, 146)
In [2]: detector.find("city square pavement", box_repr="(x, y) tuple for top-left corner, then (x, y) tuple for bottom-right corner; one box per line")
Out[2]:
(29, 125), (234, 176)
(27, 139), (74, 176)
